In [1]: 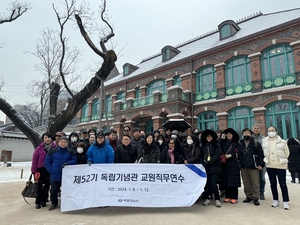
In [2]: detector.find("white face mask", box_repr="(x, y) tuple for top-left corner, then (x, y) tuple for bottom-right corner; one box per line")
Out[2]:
(268, 132), (277, 138)
(158, 140), (163, 145)
(71, 137), (78, 142)
(171, 134), (177, 139)
(77, 148), (84, 154)
(187, 140), (193, 145)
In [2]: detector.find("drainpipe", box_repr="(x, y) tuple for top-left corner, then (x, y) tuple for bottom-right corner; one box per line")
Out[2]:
(190, 58), (194, 129)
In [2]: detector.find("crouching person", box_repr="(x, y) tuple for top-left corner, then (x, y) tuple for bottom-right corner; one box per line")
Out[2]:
(44, 136), (77, 211)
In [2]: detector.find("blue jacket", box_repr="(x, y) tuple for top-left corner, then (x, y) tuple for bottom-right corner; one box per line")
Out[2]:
(87, 140), (115, 164)
(44, 146), (77, 181)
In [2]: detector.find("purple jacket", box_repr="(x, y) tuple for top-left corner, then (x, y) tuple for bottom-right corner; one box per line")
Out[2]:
(31, 142), (56, 173)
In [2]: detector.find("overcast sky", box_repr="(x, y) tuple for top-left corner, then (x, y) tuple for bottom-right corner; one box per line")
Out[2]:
(0, 0), (299, 122)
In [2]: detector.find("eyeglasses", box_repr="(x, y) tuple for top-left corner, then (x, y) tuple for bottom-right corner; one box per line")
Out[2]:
(124, 129), (129, 132)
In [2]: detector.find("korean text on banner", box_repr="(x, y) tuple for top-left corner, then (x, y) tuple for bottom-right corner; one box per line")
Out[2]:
(61, 164), (206, 212)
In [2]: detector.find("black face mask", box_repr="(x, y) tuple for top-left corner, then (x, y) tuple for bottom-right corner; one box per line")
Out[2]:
(244, 136), (251, 141)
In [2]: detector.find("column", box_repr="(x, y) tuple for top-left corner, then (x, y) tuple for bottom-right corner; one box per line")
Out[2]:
(216, 112), (228, 131)
(215, 63), (226, 99)
(290, 40), (300, 85)
(252, 107), (267, 136)
(248, 52), (263, 92)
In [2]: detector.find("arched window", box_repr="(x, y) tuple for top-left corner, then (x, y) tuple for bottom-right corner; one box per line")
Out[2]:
(266, 101), (300, 140)
(226, 56), (252, 86)
(81, 102), (89, 122)
(228, 107), (255, 136)
(92, 98), (99, 116)
(147, 79), (166, 95)
(173, 75), (182, 86)
(261, 45), (295, 79)
(105, 95), (112, 118)
(197, 111), (218, 130)
(195, 66), (217, 101)
(116, 91), (125, 101)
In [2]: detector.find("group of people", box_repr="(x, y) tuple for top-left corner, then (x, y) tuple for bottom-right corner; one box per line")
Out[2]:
(31, 124), (299, 211)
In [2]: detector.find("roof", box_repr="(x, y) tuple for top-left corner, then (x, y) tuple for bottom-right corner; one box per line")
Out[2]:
(0, 131), (28, 139)
(104, 8), (300, 87)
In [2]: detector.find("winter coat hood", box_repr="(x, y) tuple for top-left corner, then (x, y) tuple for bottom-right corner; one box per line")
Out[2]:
(221, 128), (239, 143)
(201, 129), (218, 146)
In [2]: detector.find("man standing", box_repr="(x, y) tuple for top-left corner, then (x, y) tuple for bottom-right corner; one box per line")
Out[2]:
(252, 124), (266, 200)
(79, 128), (89, 146)
(130, 128), (144, 154)
(44, 136), (77, 211)
(87, 132), (115, 164)
(240, 128), (264, 206)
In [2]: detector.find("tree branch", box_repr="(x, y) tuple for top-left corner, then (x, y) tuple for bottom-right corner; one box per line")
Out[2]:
(0, 1), (30, 24)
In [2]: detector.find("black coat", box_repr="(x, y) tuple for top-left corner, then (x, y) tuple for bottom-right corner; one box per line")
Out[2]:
(218, 136), (241, 188)
(115, 144), (136, 163)
(137, 143), (160, 163)
(76, 150), (87, 164)
(200, 143), (222, 174)
(240, 138), (264, 169)
(183, 143), (200, 164)
(288, 144), (300, 172)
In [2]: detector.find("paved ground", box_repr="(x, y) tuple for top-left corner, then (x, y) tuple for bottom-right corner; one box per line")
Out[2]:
(0, 163), (299, 225)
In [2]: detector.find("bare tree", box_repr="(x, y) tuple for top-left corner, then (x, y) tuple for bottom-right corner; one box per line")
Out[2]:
(14, 103), (40, 127)
(0, 0), (117, 148)
(26, 28), (81, 126)
(0, 1), (30, 24)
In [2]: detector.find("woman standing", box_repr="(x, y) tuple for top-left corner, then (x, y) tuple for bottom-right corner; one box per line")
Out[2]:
(262, 126), (290, 210)
(199, 129), (222, 207)
(218, 128), (241, 204)
(183, 134), (200, 164)
(31, 132), (56, 209)
(166, 138), (184, 164)
(137, 133), (160, 163)
(287, 137), (300, 183)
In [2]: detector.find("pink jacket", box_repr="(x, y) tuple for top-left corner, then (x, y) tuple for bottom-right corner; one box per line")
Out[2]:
(31, 142), (56, 173)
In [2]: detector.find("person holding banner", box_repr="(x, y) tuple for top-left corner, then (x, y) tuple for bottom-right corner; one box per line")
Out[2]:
(137, 133), (160, 163)
(44, 136), (78, 211)
(115, 134), (137, 163)
(183, 134), (200, 164)
(87, 132), (115, 165)
(166, 138), (184, 164)
(199, 129), (222, 207)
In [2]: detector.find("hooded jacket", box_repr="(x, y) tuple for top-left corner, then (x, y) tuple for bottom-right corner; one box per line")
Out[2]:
(68, 132), (79, 150)
(199, 130), (221, 174)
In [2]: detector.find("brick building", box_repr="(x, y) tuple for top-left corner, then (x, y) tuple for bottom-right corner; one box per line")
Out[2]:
(76, 8), (300, 139)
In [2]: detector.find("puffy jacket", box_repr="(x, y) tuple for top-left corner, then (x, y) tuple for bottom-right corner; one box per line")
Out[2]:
(200, 143), (222, 174)
(287, 141), (300, 173)
(87, 140), (115, 164)
(130, 137), (144, 153)
(31, 142), (56, 174)
(44, 146), (77, 181)
(138, 143), (160, 163)
(115, 144), (136, 163)
(183, 143), (200, 164)
(240, 138), (264, 169)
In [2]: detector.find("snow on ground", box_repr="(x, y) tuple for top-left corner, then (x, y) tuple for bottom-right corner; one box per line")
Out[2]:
(0, 161), (32, 183)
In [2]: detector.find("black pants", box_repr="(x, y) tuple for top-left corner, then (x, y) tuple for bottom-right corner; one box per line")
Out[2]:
(225, 186), (238, 199)
(50, 180), (61, 206)
(291, 172), (299, 182)
(267, 168), (289, 202)
(203, 174), (220, 200)
(35, 167), (50, 204)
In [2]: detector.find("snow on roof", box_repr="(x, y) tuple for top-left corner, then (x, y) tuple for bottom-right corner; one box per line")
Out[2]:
(104, 8), (300, 87)
(0, 131), (28, 139)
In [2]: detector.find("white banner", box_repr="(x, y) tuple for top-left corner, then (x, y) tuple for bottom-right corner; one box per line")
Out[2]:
(61, 164), (206, 212)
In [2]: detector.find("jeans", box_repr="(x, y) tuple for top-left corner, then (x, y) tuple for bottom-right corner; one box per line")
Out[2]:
(266, 168), (289, 202)
(50, 180), (61, 206)
(259, 166), (266, 194)
(203, 174), (220, 201)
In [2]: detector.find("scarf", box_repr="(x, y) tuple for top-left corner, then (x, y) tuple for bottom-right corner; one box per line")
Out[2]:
(168, 148), (175, 164)
(44, 142), (52, 152)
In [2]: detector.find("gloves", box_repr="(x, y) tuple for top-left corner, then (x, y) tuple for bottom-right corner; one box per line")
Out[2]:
(88, 161), (92, 166)
(62, 162), (68, 168)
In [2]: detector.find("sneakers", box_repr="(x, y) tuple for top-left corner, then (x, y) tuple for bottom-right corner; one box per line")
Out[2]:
(253, 199), (260, 206)
(215, 200), (222, 207)
(203, 199), (211, 206)
(283, 202), (289, 210)
(243, 198), (252, 203)
(224, 198), (231, 203)
(271, 200), (279, 207)
(49, 204), (57, 211)
(260, 194), (265, 200)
